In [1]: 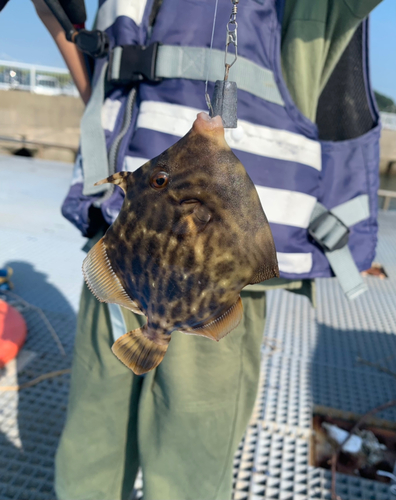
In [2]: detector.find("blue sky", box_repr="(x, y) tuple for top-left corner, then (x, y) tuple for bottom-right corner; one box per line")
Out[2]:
(0, 0), (395, 101)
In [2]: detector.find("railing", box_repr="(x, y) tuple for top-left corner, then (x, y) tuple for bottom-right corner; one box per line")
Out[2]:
(0, 60), (78, 97)
(1, 131), (396, 211)
(0, 135), (77, 155)
(380, 112), (396, 131)
(378, 189), (396, 211)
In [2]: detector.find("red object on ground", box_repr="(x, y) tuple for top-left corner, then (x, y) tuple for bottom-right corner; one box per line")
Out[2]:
(0, 299), (27, 367)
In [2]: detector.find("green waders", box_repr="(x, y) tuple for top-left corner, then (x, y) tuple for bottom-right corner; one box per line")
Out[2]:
(55, 283), (266, 500)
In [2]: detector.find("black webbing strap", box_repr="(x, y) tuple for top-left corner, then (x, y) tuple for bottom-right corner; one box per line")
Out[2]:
(0, 0), (10, 12)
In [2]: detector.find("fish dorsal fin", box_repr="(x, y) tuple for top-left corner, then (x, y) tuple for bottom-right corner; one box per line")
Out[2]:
(191, 296), (243, 341)
(95, 171), (131, 193)
(83, 237), (144, 315)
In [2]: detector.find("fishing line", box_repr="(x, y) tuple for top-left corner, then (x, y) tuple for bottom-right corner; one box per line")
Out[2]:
(205, 0), (220, 114)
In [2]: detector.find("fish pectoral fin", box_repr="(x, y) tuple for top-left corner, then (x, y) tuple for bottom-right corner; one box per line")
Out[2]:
(94, 171), (131, 193)
(112, 325), (170, 375)
(192, 297), (243, 341)
(82, 237), (144, 315)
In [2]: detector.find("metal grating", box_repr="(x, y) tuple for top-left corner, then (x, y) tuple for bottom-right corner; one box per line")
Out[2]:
(1, 156), (396, 500)
(0, 156), (81, 500)
(229, 209), (396, 500)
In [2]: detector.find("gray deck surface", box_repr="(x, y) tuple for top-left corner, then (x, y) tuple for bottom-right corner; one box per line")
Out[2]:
(0, 155), (395, 500)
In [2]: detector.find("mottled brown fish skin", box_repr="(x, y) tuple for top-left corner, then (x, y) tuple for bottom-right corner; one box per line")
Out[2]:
(102, 113), (279, 342)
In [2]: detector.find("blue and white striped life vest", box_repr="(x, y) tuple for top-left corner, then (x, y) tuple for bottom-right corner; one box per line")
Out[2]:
(62, 0), (380, 299)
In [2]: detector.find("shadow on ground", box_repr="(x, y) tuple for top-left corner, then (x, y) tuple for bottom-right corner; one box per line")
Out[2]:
(0, 261), (77, 500)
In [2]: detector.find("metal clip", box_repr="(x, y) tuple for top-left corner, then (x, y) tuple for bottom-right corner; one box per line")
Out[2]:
(229, 0), (239, 23)
(224, 0), (239, 80)
(208, 0), (239, 127)
(224, 24), (237, 80)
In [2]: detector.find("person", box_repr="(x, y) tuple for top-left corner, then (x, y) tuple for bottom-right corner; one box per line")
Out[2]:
(31, 0), (382, 499)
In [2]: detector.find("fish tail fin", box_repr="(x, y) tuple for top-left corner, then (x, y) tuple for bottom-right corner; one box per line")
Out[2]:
(112, 326), (170, 375)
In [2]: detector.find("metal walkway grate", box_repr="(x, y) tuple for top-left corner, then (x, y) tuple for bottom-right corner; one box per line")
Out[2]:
(0, 156), (83, 500)
(0, 156), (395, 500)
(231, 210), (396, 500)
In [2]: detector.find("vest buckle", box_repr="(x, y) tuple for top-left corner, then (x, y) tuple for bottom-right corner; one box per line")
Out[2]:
(108, 43), (162, 84)
(309, 211), (350, 252)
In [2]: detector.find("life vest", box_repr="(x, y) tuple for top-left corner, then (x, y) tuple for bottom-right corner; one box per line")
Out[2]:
(62, 0), (380, 300)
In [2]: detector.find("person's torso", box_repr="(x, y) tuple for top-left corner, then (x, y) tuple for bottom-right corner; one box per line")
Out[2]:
(62, 0), (380, 283)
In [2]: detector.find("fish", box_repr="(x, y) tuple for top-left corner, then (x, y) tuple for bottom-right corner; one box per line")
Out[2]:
(82, 112), (279, 375)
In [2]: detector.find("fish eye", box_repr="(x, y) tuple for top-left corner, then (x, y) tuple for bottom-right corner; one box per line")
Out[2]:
(150, 171), (169, 190)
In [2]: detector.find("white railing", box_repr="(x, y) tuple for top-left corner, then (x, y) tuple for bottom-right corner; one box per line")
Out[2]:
(0, 60), (78, 97)
(380, 112), (396, 131)
(378, 189), (396, 211)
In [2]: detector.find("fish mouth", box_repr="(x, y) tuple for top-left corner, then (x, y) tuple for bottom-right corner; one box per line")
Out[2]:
(180, 198), (201, 207)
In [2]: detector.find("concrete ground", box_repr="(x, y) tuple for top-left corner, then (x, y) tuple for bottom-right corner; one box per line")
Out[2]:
(0, 155), (395, 500)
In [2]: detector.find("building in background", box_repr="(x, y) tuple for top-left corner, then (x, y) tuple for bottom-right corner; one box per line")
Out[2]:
(0, 60), (78, 96)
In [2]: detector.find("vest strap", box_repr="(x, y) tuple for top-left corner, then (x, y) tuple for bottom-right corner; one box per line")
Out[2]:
(326, 247), (368, 300)
(108, 44), (285, 106)
(82, 45), (285, 195)
(81, 62), (111, 196)
(331, 195), (370, 227)
(310, 195), (370, 300)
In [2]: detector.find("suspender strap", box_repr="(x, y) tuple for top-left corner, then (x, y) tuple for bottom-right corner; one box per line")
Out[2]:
(109, 44), (285, 106)
(81, 62), (111, 196)
(309, 195), (370, 300)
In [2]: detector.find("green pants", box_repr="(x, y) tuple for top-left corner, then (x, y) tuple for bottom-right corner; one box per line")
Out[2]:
(55, 283), (266, 500)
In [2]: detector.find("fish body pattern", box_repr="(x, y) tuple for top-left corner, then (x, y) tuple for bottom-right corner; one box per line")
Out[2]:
(83, 113), (279, 374)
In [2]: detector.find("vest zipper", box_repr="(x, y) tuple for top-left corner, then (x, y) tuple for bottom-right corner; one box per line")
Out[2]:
(94, 86), (137, 206)
(108, 87), (137, 177)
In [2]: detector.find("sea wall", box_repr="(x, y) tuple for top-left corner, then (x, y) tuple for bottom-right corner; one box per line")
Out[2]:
(0, 89), (395, 171)
(0, 90), (83, 162)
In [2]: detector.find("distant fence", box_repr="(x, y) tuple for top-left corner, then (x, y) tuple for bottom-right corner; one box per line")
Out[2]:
(1, 60), (396, 120)
(380, 112), (396, 131)
(378, 189), (396, 211)
(0, 60), (78, 97)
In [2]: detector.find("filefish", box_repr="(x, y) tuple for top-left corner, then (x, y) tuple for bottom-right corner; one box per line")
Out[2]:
(83, 113), (279, 375)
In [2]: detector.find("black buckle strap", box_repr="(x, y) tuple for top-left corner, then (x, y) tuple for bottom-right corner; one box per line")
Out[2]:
(108, 43), (161, 84)
(308, 211), (350, 252)
(74, 30), (110, 59)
